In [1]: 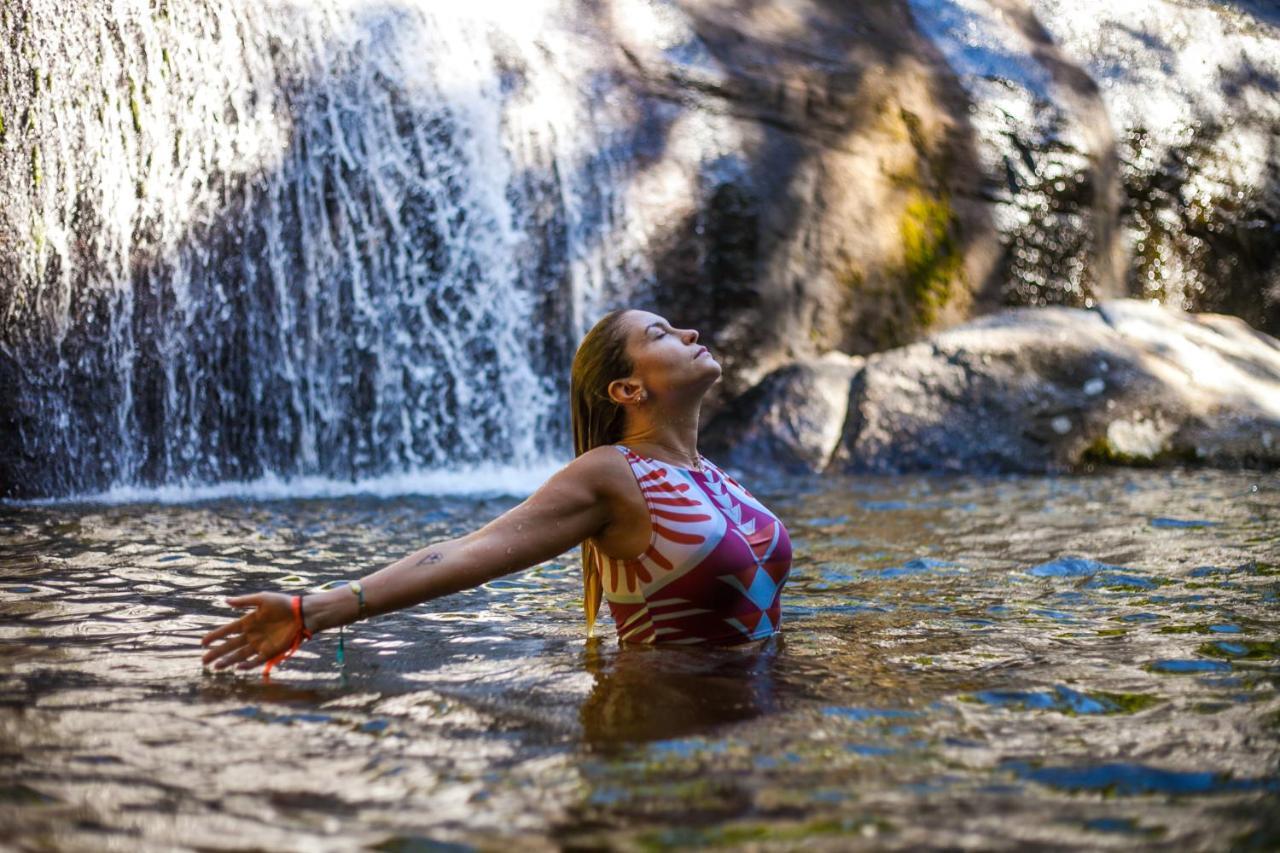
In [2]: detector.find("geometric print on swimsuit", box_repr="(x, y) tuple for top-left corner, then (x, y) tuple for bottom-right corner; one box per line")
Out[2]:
(600, 446), (792, 645)
(702, 465), (786, 640)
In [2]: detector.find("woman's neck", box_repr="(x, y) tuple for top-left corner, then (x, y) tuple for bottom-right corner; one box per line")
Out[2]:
(620, 405), (703, 467)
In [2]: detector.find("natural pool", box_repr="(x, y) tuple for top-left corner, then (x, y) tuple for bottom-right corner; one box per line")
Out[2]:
(1, 468), (1277, 850)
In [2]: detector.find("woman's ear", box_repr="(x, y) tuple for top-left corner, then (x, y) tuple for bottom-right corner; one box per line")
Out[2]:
(607, 378), (647, 406)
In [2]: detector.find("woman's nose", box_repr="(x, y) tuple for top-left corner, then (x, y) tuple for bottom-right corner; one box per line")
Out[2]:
(681, 328), (699, 344)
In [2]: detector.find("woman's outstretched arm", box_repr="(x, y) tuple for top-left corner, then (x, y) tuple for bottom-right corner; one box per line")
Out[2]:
(200, 448), (628, 671)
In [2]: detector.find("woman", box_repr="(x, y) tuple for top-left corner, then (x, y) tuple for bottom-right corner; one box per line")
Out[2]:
(200, 309), (792, 673)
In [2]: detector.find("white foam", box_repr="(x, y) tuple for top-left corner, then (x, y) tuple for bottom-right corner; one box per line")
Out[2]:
(11, 461), (565, 507)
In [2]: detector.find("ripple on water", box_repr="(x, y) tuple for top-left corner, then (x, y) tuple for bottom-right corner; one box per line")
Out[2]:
(1150, 517), (1220, 529)
(1147, 659), (1233, 674)
(822, 706), (919, 723)
(1085, 572), (1160, 591)
(867, 557), (961, 579)
(965, 686), (1161, 715)
(1082, 816), (1161, 837)
(1026, 556), (1126, 578)
(1197, 640), (1279, 661)
(2, 469), (1277, 850)
(1007, 761), (1276, 796)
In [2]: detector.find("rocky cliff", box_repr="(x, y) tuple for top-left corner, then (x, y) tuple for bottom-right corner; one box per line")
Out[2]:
(2, 0), (1277, 497)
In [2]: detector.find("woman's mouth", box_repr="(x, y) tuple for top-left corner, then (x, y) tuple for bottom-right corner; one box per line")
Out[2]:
(694, 346), (709, 359)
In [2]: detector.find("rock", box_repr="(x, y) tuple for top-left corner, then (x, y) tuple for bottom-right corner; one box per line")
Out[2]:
(617, 0), (997, 410)
(910, 0), (1280, 333)
(830, 299), (1280, 473)
(1094, 300), (1280, 466)
(702, 352), (864, 474)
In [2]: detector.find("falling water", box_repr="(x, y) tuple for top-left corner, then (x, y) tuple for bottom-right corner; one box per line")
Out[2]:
(0, 0), (667, 499)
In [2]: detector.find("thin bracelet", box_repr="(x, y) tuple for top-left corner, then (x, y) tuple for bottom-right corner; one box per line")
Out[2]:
(262, 595), (312, 678)
(348, 580), (368, 620)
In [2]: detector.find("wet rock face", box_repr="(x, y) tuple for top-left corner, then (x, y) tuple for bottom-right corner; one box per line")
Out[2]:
(909, 0), (1280, 331)
(829, 300), (1280, 473)
(618, 0), (995, 407)
(3, 0), (1278, 497)
(701, 352), (863, 475)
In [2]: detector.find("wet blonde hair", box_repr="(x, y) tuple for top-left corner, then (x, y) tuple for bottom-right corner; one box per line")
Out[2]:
(569, 309), (635, 635)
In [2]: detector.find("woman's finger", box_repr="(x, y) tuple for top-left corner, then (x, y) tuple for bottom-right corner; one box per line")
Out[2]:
(226, 594), (265, 609)
(236, 651), (268, 672)
(214, 644), (258, 671)
(201, 615), (248, 647)
(201, 635), (247, 666)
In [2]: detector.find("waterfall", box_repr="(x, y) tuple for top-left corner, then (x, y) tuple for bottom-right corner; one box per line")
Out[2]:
(7, 0), (1276, 499)
(0, 0), (664, 499)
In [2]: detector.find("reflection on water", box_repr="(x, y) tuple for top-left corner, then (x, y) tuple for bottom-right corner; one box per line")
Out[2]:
(581, 639), (782, 749)
(1, 470), (1277, 849)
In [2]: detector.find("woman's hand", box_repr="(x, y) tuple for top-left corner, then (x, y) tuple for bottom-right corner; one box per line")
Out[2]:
(200, 593), (303, 672)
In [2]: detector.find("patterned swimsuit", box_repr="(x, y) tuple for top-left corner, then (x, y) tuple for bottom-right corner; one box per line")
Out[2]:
(597, 445), (793, 644)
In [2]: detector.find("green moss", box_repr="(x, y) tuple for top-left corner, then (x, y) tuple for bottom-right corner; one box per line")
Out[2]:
(1080, 435), (1196, 468)
(1157, 624), (1204, 635)
(30, 146), (41, 189)
(128, 77), (143, 134)
(1196, 640), (1279, 661)
(1082, 435), (1139, 466)
(0, 110), (6, 140)
(1092, 691), (1162, 714)
(899, 189), (962, 327)
(31, 217), (45, 255)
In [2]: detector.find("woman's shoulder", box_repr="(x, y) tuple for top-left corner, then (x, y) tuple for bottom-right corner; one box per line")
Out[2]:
(560, 445), (636, 491)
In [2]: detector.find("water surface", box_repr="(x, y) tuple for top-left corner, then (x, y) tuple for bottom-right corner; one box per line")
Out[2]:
(2, 469), (1277, 850)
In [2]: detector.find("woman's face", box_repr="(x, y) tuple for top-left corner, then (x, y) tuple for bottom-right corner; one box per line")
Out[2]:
(619, 310), (721, 401)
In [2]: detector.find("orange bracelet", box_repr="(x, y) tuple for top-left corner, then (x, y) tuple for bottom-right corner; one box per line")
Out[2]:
(261, 595), (313, 678)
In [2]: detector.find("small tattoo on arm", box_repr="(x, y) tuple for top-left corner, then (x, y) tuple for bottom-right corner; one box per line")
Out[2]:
(412, 550), (442, 568)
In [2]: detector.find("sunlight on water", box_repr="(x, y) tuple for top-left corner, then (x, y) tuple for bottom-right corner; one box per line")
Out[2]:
(1, 468), (1277, 848)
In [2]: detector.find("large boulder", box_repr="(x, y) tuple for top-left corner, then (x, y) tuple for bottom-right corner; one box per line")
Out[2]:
(702, 352), (863, 474)
(829, 299), (1280, 473)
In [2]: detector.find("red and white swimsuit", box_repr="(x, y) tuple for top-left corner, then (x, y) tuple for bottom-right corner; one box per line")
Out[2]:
(598, 445), (793, 645)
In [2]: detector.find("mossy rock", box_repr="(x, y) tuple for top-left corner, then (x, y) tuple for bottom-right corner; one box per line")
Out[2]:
(899, 189), (962, 328)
